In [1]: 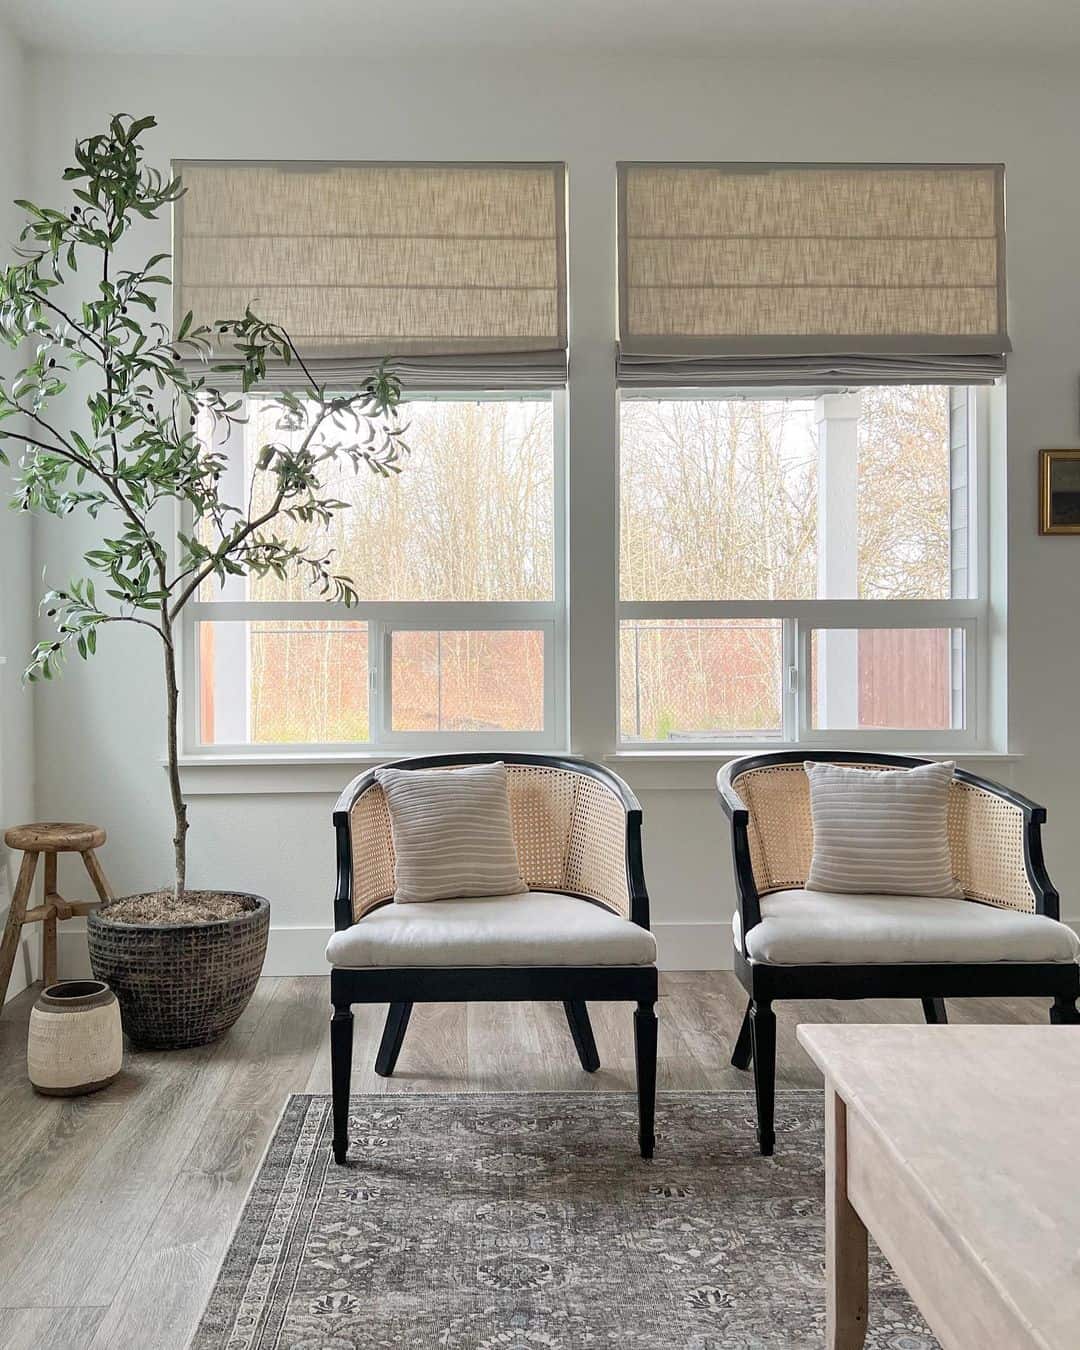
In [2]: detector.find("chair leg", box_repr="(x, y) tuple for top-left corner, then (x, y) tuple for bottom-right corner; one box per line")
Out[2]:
(41, 911), (57, 990)
(80, 848), (114, 903)
(0, 851), (38, 1007)
(749, 999), (777, 1157)
(1050, 995), (1080, 1025)
(42, 853), (58, 989)
(634, 1000), (658, 1160)
(563, 1000), (600, 1073)
(921, 997), (948, 1024)
(731, 999), (753, 1069)
(375, 1001), (413, 1077)
(330, 1004), (354, 1164)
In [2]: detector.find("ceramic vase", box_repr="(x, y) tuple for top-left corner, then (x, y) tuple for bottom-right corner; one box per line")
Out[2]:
(27, 979), (123, 1095)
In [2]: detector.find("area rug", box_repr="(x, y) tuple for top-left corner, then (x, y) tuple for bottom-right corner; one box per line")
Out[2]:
(191, 1090), (937, 1350)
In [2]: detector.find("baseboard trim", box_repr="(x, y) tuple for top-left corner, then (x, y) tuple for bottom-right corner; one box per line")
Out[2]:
(653, 922), (732, 972)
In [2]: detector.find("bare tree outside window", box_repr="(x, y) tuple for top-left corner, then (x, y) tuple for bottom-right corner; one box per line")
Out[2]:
(197, 398), (557, 745)
(619, 386), (961, 742)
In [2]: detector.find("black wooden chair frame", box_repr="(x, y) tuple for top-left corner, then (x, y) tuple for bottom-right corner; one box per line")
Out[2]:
(330, 752), (659, 1164)
(718, 750), (1080, 1157)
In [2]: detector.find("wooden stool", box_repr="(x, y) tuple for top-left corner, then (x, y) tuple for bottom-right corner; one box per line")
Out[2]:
(0, 823), (114, 1004)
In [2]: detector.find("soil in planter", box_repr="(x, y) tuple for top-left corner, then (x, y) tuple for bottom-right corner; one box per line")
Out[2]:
(100, 890), (254, 925)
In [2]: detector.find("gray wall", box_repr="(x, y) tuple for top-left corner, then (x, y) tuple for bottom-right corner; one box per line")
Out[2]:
(0, 20), (33, 1000)
(15, 46), (1080, 979)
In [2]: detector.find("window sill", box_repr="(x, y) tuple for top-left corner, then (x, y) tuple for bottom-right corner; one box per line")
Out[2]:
(174, 750), (577, 796)
(175, 752), (393, 797)
(172, 747), (1018, 796)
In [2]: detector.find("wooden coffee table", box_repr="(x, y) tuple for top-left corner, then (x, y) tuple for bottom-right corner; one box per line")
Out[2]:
(798, 1023), (1080, 1350)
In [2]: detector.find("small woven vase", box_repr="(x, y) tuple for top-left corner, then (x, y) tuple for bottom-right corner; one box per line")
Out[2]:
(27, 980), (123, 1096)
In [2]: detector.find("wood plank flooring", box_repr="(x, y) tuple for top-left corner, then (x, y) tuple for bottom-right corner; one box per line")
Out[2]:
(0, 974), (1054, 1349)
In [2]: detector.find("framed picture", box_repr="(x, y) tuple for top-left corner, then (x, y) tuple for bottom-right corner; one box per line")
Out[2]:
(1040, 449), (1080, 534)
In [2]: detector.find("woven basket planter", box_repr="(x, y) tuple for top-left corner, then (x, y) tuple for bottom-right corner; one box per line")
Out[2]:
(87, 893), (269, 1050)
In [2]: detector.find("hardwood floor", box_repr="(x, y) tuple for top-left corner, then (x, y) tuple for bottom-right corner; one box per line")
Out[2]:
(0, 974), (1053, 1349)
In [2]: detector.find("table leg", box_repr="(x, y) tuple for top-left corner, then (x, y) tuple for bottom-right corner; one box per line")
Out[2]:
(826, 1082), (868, 1350)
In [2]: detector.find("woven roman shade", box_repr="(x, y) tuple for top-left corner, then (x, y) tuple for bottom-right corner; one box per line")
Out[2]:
(617, 163), (1009, 386)
(173, 160), (567, 389)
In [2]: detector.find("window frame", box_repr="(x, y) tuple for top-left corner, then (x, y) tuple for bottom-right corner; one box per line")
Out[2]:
(616, 384), (990, 752)
(180, 388), (568, 757)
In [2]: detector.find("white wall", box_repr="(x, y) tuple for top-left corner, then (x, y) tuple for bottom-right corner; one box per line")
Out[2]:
(21, 46), (1080, 976)
(0, 21), (33, 1000)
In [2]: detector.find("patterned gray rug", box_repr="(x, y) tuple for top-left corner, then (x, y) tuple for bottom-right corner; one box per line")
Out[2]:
(191, 1091), (937, 1350)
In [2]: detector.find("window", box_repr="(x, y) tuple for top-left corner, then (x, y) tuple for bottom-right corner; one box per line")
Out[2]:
(176, 159), (1004, 766)
(173, 159), (568, 758)
(615, 161), (1004, 750)
(186, 392), (566, 753)
(618, 384), (984, 747)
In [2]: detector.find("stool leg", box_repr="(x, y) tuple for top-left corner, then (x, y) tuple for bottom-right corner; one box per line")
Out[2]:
(0, 851), (39, 1006)
(42, 854), (58, 989)
(81, 849), (114, 903)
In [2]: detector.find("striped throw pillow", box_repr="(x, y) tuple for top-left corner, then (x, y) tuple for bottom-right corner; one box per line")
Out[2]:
(375, 762), (526, 904)
(804, 760), (963, 898)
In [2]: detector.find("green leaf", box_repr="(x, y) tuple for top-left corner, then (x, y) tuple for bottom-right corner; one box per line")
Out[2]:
(127, 115), (157, 140)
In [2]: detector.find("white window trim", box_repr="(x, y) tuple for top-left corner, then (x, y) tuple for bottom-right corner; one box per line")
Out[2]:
(179, 389), (568, 758)
(615, 385), (992, 752)
(175, 376), (999, 778)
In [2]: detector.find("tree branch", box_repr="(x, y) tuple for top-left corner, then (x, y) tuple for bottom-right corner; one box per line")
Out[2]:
(104, 613), (171, 642)
(165, 400), (337, 622)
(167, 478), (289, 622)
(13, 404), (158, 552)
(37, 294), (109, 359)
(273, 324), (320, 391)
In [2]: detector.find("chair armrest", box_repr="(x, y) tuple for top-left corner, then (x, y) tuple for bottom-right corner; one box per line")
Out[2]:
(716, 763), (763, 956)
(716, 760), (751, 821)
(952, 769), (1059, 918)
(332, 812), (354, 932)
(332, 769), (382, 931)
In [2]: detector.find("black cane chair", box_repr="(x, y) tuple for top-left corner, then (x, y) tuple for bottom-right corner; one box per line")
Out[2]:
(328, 753), (658, 1163)
(718, 751), (1080, 1156)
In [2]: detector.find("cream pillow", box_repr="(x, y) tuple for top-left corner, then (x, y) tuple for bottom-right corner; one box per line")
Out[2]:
(375, 761), (526, 904)
(804, 760), (963, 898)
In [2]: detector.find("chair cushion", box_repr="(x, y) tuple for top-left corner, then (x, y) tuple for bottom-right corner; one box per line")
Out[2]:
(733, 889), (1080, 965)
(375, 761), (525, 903)
(805, 759), (963, 898)
(327, 890), (658, 968)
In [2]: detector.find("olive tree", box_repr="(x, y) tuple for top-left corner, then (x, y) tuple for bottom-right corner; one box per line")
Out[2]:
(0, 115), (407, 899)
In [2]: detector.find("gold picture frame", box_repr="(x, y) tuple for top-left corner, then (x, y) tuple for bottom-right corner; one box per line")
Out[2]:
(1040, 449), (1080, 534)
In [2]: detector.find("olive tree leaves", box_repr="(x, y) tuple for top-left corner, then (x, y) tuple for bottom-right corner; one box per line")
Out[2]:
(0, 113), (408, 685)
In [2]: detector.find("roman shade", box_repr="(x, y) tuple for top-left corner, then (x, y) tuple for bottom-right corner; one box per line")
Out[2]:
(173, 160), (567, 389)
(617, 162), (1009, 386)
